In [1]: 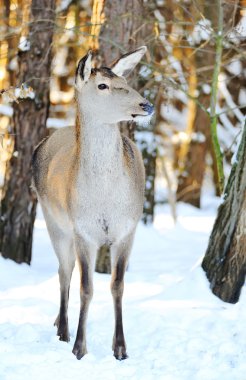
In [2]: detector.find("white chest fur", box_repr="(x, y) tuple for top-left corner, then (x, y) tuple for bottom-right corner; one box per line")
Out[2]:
(71, 120), (141, 247)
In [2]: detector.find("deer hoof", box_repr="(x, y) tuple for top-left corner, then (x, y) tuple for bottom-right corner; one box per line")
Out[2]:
(113, 346), (128, 361)
(58, 330), (70, 342)
(54, 315), (70, 342)
(72, 343), (87, 360)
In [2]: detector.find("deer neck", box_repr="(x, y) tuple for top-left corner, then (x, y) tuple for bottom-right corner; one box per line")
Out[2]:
(76, 106), (123, 178)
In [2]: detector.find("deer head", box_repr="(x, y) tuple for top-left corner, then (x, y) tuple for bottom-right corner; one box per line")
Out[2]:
(75, 46), (154, 125)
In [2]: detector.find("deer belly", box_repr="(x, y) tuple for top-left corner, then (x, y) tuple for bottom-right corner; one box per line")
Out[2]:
(73, 192), (141, 246)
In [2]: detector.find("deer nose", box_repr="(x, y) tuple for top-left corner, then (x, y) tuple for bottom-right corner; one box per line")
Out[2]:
(139, 101), (154, 115)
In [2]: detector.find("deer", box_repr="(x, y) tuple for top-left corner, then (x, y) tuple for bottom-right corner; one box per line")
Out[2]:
(32, 46), (154, 360)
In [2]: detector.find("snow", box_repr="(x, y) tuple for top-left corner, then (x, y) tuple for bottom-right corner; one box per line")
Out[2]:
(231, 122), (245, 165)
(219, 73), (245, 123)
(52, 48), (70, 77)
(8, 57), (18, 72)
(1, 196), (246, 380)
(168, 56), (187, 87)
(202, 84), (211, 95)
(161, 103), (188, 130)
(226, 60), (242, 76)
(175, 89), (188, 104)
(15, 86), (35, 100)
(18, 36), (30, 52)
(188, 19), (212, 45)
(46, 118), (73, 128)
(227, 11), (246, 44)
(239, 88), (246, 106)
(191, 131), (206, 143)
(136, 131), (156, 154)
(57, 0), (72, 12)
(0, 84), (35, 105)
(0, 104), (13, 117)
(139, 65), (152, 79)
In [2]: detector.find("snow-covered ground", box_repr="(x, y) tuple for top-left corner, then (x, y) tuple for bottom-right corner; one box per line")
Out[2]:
(1, 196), (246, 380)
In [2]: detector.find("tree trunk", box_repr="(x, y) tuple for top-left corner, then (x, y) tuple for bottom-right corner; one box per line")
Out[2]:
(98, 0), (149, 138)
(176, 2), (220, 207)
(176, 94), (211, 208)
(95, 0), (145, 273)
(0, 0), (56, 264)
(202, 124), (246, 303)
(3, 0), (20, 87)
(98, 0), (145, 67)
(93, 0), (156, 273)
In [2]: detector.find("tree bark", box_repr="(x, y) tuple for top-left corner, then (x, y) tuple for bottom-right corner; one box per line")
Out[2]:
(176, 94), (211, 208)
(98, 0), (146, 66)
(93, 0), (156, 273)
(95, 0), (144, 273)
(98, 0), (149, 138)
(0, 0), (56, 264)
(202, 124), (246, 303)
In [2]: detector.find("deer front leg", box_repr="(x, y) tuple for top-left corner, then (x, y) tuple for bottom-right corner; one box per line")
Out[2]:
(72, 235), (97, 360)
(110, 233), (135, 360)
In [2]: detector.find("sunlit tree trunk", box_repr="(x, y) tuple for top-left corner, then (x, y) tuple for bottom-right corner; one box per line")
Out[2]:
(1, 1), (23, 194)
(176, 2), (218, 208)
(176, 93), (211, 208)
(3, 0), (22, 87)
(202, 124), (246, 303)
(0, 0), (56, 264)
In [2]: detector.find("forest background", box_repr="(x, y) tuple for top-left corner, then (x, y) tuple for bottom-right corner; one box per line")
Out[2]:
(0, 0), (245, 287)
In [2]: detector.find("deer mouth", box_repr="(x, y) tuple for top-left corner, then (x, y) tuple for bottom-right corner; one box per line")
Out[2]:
(131, 113), (153, 126)
(131, 104), (154, 119)
(131, 113), (148, 118)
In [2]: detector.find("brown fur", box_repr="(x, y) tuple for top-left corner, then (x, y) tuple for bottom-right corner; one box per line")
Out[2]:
(32, 47), (152, 361)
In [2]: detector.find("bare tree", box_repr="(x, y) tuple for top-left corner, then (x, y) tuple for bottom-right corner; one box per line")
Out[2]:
(0, 0), (56, 263)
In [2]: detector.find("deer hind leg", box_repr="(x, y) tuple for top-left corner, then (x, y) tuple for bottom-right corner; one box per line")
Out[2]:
(72, 234), (97, 360)
(54, 242), (75, 342)
(42, 211), (75, 342)
(110, 231), (135, 360)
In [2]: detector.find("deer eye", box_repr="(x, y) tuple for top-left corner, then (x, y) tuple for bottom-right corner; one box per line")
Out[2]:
(98, 84), (109, 90)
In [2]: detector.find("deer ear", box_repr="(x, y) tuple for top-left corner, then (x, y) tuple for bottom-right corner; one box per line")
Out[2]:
(76, 51), (92, 85)
(110, 46), (147, 77)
